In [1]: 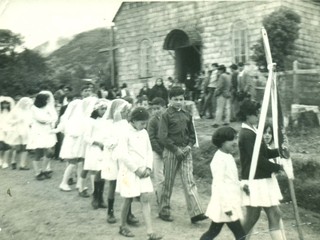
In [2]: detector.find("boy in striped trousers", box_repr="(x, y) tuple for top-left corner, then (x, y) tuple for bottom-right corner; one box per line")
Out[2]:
(158, 86), (207, 224)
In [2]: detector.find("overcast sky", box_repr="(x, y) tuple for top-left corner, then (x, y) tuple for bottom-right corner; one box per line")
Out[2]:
(0, 0), (122, 48)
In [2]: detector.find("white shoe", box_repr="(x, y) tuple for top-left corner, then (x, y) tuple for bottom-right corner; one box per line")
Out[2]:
(59, 183), (72, 192)
(2, 162), (9, 169)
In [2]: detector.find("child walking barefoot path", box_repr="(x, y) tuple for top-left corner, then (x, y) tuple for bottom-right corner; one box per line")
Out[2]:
(0, 121), (318, 240)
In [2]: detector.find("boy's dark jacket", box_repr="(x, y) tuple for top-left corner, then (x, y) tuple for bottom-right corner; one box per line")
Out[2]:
(147, 111), (164, 156)
(158, 106), (196, 153)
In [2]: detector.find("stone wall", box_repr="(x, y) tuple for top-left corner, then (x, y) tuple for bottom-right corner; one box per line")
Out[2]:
(113, 1), (319, 97)
(282, 0), (320, 68)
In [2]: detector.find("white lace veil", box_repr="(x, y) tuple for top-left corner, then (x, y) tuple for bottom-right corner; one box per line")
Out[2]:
(104, 99), (131, 122)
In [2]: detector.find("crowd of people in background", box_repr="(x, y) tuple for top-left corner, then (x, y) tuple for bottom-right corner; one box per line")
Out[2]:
(134, 62), (256, 129)
(1, 61), (287, 240)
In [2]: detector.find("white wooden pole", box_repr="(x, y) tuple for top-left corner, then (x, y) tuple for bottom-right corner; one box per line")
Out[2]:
(248, 28), (274, 180)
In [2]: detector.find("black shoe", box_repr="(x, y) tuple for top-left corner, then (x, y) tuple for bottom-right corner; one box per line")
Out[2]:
(19, 166), (30, 170)
(43, 170), (53, 179)
(107, 211), (117, 224)
(127, 214), (139, 225)
(91, 198), (99, 209)
(191, 213), (208, 224)
(11, 163), (17, 170)
(212, 124), (220, 128)
(78, 189), (90, 198)
(98, 200), (108, 209)
(67, 177), (75, 185)
(35, 172), (45, 181)
(223, 122), (230, 126)
(158, 213), (174, 222)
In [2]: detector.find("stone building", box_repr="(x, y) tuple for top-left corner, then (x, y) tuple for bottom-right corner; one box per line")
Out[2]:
(111, 1), (320, 96)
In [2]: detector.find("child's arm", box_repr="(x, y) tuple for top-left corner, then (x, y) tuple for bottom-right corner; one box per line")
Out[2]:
(241, 131), (281, 174)
(147, 117), (163, 156)
(186, 114), (196, 147)
(145, 131), (153, 170)
(118, 134), (140, 174)
(211, 156), (232, 214)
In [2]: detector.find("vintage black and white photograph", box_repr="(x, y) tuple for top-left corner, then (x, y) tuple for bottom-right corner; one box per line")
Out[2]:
(1, 0), (320, 239)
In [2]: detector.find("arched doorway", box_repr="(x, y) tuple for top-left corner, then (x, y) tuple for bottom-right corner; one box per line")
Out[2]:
(163, 29), (201, 83)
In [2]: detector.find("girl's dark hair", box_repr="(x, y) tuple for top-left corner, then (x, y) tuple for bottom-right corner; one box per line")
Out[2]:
(212, 126), (237, 148)
(90, 109), (99, 119)
(169, 86), (185, 99)
(34, 93), (49, 108)
(264, 122), (274, 143)
(130, 107), (149, 122)
(237, 99), (261, 121)
(0, 101), (11, 112)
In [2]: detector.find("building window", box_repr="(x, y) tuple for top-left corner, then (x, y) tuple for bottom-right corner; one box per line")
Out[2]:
(232, 21), (248, 64)
(139, 39), (152, 78)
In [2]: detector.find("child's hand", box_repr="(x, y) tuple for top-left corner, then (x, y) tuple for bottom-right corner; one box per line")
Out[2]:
(93, 141), (104, 150)
(243, 184), (250, 196)
(182, 146), (192, 155)
(225, 211), (233, 217)
(135, 167), (147, 178)
(143, 168), (152, 178)
(175, 148), (185, 161)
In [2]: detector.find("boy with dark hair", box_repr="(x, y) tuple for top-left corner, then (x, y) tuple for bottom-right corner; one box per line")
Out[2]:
(147, 97), (167, 205)
(158, 86), (207, 223)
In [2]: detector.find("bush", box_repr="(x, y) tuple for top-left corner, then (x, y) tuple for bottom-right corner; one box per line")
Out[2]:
(252, 7), (301, 71)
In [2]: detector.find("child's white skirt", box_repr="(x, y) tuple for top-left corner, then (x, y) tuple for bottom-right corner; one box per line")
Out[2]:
(26, 125), (56, 150)
(59, 135), (85, 159)
(83, 145), (103, 171)
(205, 184), (243, 222)
(116, 164), (153, 198)
(241, 175), (282, 207)
(101, 148), (119, 180)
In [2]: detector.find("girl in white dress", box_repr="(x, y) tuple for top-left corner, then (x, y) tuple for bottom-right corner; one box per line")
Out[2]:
(117, 107), (162, 240)
(101, 99), (136, 224)
(27, 91), (58, 180)
(82, 99), (109, 207)
(6, 97), (33, 170)
(0, 96), (15, 169)
(200, 126), (246, 240)
(57, 97), (98, 191)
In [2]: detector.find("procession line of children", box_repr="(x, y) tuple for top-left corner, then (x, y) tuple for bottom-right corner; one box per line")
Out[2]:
(0, 88), (287, 240)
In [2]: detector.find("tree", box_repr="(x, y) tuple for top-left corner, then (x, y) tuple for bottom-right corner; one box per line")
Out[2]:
(251, 8), (301, 71)
(0, 30), (54, 96)
(0, 29), (23, 55)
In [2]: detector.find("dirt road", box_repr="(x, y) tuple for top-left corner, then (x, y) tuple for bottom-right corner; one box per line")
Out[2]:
(0, 157), (319, 240)
(1, 117), (319, 240)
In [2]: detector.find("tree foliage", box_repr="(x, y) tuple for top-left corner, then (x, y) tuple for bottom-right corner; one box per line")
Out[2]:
(251, 8), (301, 71)
(0, 29), (54, 97)
(0, 28), (112, 97)
(47, 28), (112, 91)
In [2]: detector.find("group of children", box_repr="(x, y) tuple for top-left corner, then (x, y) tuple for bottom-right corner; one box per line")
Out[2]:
(0, 85), (287, 240)
(201, 100), (286, 240)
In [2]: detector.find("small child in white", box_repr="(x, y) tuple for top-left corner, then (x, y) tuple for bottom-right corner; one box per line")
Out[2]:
(117, 107), (162, 240)
(200, 126), (246, 240)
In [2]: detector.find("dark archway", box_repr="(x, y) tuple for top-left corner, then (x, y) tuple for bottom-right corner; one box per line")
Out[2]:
(163, 29), (201, 82)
